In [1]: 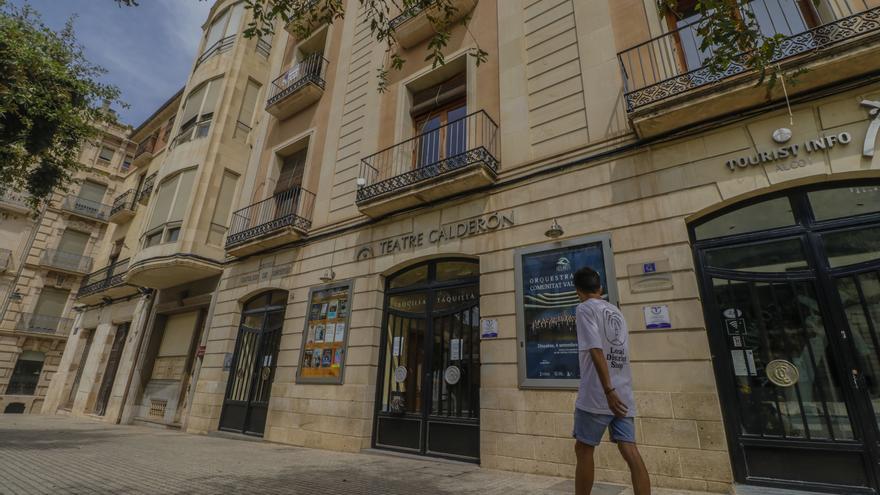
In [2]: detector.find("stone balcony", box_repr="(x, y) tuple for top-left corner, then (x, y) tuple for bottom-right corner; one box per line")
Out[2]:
(265, 54), (328, 120)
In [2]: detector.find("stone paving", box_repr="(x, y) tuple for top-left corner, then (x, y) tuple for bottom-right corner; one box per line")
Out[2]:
(0, 415), (713, 495)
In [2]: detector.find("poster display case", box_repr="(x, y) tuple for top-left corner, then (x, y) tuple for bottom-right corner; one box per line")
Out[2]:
(514, 234), (618, 389)
(296, 280), (354, 384)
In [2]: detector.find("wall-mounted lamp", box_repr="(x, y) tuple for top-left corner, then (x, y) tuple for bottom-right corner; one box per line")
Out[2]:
(101, 296), (113, 306)
(320, 268), (336, 283)
(544, 219), (564, 239)
(356, 177), (366, 187)
(8, 291), (22, 302)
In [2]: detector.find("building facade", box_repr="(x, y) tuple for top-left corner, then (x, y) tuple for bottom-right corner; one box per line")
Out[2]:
(0, 115), (134, 415)
(43, 0), (880, 493)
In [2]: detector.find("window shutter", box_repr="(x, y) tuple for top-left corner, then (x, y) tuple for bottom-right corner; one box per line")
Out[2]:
(274, 149), (306, 194)
(410, 72), (467, 117)
(57, 230), (89, 256)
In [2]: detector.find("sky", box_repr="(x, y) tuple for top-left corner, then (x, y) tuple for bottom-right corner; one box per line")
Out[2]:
(11, 0), (214, 128)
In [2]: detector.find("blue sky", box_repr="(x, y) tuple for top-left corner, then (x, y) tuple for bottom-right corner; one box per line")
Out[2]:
(12, 0), (214, 128)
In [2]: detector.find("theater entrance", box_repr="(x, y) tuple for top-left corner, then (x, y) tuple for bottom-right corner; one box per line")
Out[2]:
(691, 182), (880, 493)
(373, 259), (481, 462)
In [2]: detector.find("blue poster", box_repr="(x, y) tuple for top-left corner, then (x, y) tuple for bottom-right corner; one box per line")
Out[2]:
(521, 242), (610, 380)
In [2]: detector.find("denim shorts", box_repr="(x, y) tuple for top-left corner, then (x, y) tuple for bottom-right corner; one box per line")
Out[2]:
(572, 408), (636, 446)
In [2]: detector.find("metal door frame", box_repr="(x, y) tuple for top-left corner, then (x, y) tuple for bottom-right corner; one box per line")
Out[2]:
(372, 258), (480, 461)
(218, 291), (286, 436)
(691, 180), (880, 493)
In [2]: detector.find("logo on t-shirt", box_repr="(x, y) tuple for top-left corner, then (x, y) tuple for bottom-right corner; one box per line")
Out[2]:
(603, 308), (626, 346)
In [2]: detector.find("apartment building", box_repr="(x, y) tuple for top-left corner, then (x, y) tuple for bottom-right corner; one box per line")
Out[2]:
(44, 0), (880, 492)
(0, 115), (133, 415)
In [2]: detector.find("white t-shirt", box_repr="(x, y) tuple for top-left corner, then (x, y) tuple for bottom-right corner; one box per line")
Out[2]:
(575, 298), (636, 417)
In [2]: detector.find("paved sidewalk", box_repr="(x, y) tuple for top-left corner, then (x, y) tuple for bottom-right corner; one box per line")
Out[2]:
(0, 415), (710, 494)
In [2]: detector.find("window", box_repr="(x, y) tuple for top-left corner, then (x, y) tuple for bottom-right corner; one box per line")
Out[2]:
(175, 78), (222, 146)
(98, 146), (115, 162)
(31, 288), (70, 332)
(237, 79), (262, 129)
(411, 73), (467, 167)
(6, 351), (45, 396)
(203, 2), (244, 53)
(78, 180), (107, 203)
(208, 170), (239, 245)
(57, 229), (89, 257)
(122, 155), (133, 172)
(161, 117), (174, 145)
(275, 149), (306, 195)
(144, 169), (197, 247)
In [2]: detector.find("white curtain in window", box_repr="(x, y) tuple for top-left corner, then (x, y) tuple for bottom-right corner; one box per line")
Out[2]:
(169, 170), (196, 222)
(204, 8), (229, 49)
(224, 3), (245, 38)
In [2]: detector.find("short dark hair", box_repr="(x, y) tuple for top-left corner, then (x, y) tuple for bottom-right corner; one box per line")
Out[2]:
(573, 267), (602, 294)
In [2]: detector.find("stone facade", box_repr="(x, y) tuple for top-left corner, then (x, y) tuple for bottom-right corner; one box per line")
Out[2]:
(37, 0), (880, 493)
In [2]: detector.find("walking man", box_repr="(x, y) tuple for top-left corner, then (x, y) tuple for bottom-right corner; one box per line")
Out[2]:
(572, 267), (650, 495)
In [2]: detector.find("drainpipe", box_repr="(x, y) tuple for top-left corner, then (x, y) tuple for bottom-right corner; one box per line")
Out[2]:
(180, 285), (220, 432)
(0, 202), (47, 326)
(115, 289), (156, 425)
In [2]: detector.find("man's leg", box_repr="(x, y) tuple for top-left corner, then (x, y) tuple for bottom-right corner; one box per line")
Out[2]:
(617, 442), (651, 495)
(574, 441), (595, 495)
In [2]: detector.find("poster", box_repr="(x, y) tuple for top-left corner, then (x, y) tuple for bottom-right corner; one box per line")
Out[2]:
(515, 234), (618, 389)
(297, 280), (354, 384)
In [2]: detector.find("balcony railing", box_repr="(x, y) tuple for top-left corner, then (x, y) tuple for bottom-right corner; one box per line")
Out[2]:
(226, 186), (316, 248)
(110, 189), (137, 219)
(134, 134), (157, 161)
(0, 248), (12, 272)
(0, 188), (30, 212)
(61, 195), (110, 221)
(16, 313), (74, 337)
(267, 53), (329, 107)
(42, 249), (94, 274)
(139, 172), (157, 204)
(390, 0), (436, 29)
(357, 110), (499, 203)
(77, 258), (130, 298)
(172, 117), (212, 147)
(195, 34), (235, 69)
(619, 0), (880, 111)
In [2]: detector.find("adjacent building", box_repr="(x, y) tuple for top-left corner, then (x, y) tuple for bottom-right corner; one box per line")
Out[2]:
(0, 114), (133, 415)
(42, 0), (880, 493)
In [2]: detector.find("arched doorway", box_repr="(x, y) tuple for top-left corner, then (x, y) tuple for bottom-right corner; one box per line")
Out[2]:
(373, 259), (481, 461)
(219, 290), (287, 436)
(690, 181), (880, 493)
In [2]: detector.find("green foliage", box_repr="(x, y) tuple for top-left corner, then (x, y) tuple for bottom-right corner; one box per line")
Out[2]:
(657, 0), (822, 89)
(1, 0), (121, 209)
(239, 0), (486, 92)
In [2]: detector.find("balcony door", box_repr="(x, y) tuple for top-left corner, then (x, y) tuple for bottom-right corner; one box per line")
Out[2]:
(75, 180), (107, 215)
(692, 182), (880, 493)
(6, 351), (45, 396)
(31, 288), (70, 333)
(56, 229), (90, 271)
(273, 149), (306, 219)
(411, 72), (467, 170)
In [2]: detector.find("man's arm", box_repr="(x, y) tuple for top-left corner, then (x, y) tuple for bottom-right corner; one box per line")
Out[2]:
(589, 348), (628, 418)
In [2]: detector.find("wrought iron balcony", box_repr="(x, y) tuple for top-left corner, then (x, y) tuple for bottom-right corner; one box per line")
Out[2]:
(266, 53), (328, 120)
(225, 186), (316, 256)
(194, 34), (235, 69)
(41, 249), (94, 275)
(132, 134), (157, 168)
(0, 188), (30, 214)
(138, 172), (157, 205)
(356, 110), (499, 217)
(77, 258), (135, 303)
(16, 313), (74, 337)
(618, 0), (880, 134)
(0, 248), (12, 273)
(109, 189), (137, 223)
(390, 0), (476, 49)
(61, 194), (110, 222)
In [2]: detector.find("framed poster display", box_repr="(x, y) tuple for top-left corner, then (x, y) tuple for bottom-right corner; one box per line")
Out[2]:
(514, 234), (618, 389)
(296, 280), (354, 384)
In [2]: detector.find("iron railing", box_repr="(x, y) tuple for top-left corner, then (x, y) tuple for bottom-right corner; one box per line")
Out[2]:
(78, 258), (130, 298)
(618, 0), (880, 111)
(226, 186), (316, 248)
(390, 0), (437, 29)
(267, 53), (329, 107)
(61, 194), (110, 221)
(42, 249), (94, 274)
(0, 248), (12, 272)
(139, 172), (157, 204)
(357, 110), (499, 203)
(0, 188), (29, 210)
(172, 117), (212, 147)
(16, 313), (74, 337)
(195, 34), (236, 68)
(110, 190), (137, 218)
(134, 134), (157, 160)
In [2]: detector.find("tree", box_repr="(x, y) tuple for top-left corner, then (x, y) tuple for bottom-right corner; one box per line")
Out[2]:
(119, 0), (487, 92)
(0, 0), (120, 209)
